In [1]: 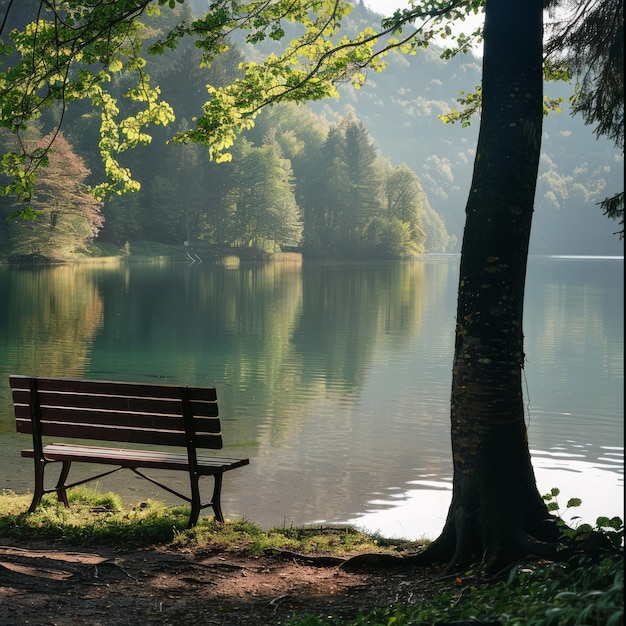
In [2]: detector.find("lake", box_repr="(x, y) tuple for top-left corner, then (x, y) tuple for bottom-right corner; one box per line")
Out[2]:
(0, 255), (622, 539)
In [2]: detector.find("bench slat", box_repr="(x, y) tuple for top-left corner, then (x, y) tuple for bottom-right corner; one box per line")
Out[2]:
(11, 388), (219, 417)
(9, 376), (217, 403)
(16, 418), (223, 448)
(21, 444), (249, 474)
(13, 405), (221, 435)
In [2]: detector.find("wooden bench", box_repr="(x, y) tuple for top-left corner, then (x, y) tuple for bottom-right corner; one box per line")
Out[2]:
(10, 375), (249, 528)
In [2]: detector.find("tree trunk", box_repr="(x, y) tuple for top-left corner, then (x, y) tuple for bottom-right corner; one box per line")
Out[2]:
(421, 0), (559, 574)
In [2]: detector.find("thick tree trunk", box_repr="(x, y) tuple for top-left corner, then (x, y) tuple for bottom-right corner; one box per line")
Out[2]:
(421, 0), (559, 574)
(343, 0), (564, 578)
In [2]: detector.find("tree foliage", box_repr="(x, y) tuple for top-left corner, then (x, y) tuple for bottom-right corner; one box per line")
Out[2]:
(0, 3), (453, 259)
(0, 0), (494, 208)
(545, 0), (624, 236)
(224, 137), (302, 250)
(0, 0), (382, 207)
(1, 130), (103, 260)
(546, 0), (624, 149)
(295, 115), (430, 259)
(1, 0), (620, 236)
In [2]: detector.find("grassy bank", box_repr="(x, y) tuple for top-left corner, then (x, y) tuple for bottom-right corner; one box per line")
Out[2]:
(0, 489), (622, 625)
(85, 240), (243, 262)
(0, 488), (418, 555)
(1, 240), (296, 264)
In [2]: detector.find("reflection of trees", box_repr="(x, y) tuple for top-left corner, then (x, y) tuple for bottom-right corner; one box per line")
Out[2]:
(2, 266), (104, 375)
(0, 260), (434, 520)
(527, 275), (620, 415)
(218, 261), (426, 447)
(210, 261), (306, 439)
(248, 262), (431, 524)
(89, 261), (426, 447)
(91, 261), (304, 443)
(0, 266), (104, 432)
(295, 262), (425, 390)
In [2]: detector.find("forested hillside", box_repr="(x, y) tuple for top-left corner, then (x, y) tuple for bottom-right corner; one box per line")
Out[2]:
(299, 2), (623, 256)
(0, 2), (451, 261)
(0, 1), (622, 261)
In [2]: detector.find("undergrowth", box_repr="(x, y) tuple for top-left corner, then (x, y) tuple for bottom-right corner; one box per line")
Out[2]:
(292, 557), (622, 626)
(288, 488), (624, 626)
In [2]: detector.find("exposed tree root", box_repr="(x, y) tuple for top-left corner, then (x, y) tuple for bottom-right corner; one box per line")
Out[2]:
(342, 515), (563, 577)
(340, 524), (623, 581)
(340, 552), (409, 573)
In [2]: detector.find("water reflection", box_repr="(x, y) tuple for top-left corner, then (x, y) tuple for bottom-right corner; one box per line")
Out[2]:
(0, 265), (104, 435)
(340, 256), (624, 539)
(0, 256), (622, 538)
(343, 448), (623, 541)
(0, 265), (104, 375)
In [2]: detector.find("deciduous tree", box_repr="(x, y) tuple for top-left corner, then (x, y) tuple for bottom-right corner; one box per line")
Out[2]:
(545, 0), (624, 236)
(5, 131), (103, 260)
(228, 138), (302, 250)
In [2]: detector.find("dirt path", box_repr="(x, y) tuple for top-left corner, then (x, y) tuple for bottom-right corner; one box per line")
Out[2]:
(0, 541), (441, 625)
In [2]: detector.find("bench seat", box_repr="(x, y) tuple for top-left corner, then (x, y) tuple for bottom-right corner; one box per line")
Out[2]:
(22, 443), (250, 473)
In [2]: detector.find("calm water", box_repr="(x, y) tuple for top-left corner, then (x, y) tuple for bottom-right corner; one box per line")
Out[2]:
(0, 255), (622, 539)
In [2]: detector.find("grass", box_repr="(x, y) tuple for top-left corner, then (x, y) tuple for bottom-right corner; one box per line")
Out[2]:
(1, 239), (295, 264)
(0, 488), (421, 555)
(82, 240), (275, 262)
(84, 240), (192, 261)
(1, 488), (622, 626)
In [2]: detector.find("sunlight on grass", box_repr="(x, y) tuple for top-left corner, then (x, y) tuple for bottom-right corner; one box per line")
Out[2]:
(0, 488), (425, 555)
(0, 488), (189, 545)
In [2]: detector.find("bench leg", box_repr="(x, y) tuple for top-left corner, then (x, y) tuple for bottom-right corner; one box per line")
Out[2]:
(211, 473), (224, 523)
(55, 461), (72, 508)
(28, 459), (72, 512)
(188, 474), (201, 529)
(187, 472), (225, 528)
(28, 458), (46, 513)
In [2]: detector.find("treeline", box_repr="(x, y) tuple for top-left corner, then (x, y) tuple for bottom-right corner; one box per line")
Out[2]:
(99, 105), (450, 259)
(0, 4), (450, 262)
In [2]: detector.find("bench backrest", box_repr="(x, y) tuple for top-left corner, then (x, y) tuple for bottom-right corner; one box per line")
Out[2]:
(10, 375), (223, 450)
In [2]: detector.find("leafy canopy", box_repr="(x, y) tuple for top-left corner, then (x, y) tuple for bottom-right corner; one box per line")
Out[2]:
(2, 0), (620, 229)
(0, 0), (485, 215)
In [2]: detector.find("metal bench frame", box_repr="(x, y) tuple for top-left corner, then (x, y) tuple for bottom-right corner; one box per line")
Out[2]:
(10, 375), (249, 528)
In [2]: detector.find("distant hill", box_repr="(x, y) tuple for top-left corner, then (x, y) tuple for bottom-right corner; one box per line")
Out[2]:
(234, 1), (624, 256)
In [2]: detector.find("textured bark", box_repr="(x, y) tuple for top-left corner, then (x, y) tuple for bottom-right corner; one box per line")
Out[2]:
(419, 0), (559, 574)
(343, 0), (566, 578)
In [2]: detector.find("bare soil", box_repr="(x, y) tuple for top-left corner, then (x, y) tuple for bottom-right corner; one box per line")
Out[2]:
(0, 540), (444, 625)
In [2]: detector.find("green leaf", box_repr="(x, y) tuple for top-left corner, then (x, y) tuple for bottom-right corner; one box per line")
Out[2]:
(555, 591), (579, 602)
(566, 497), (582, 508)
